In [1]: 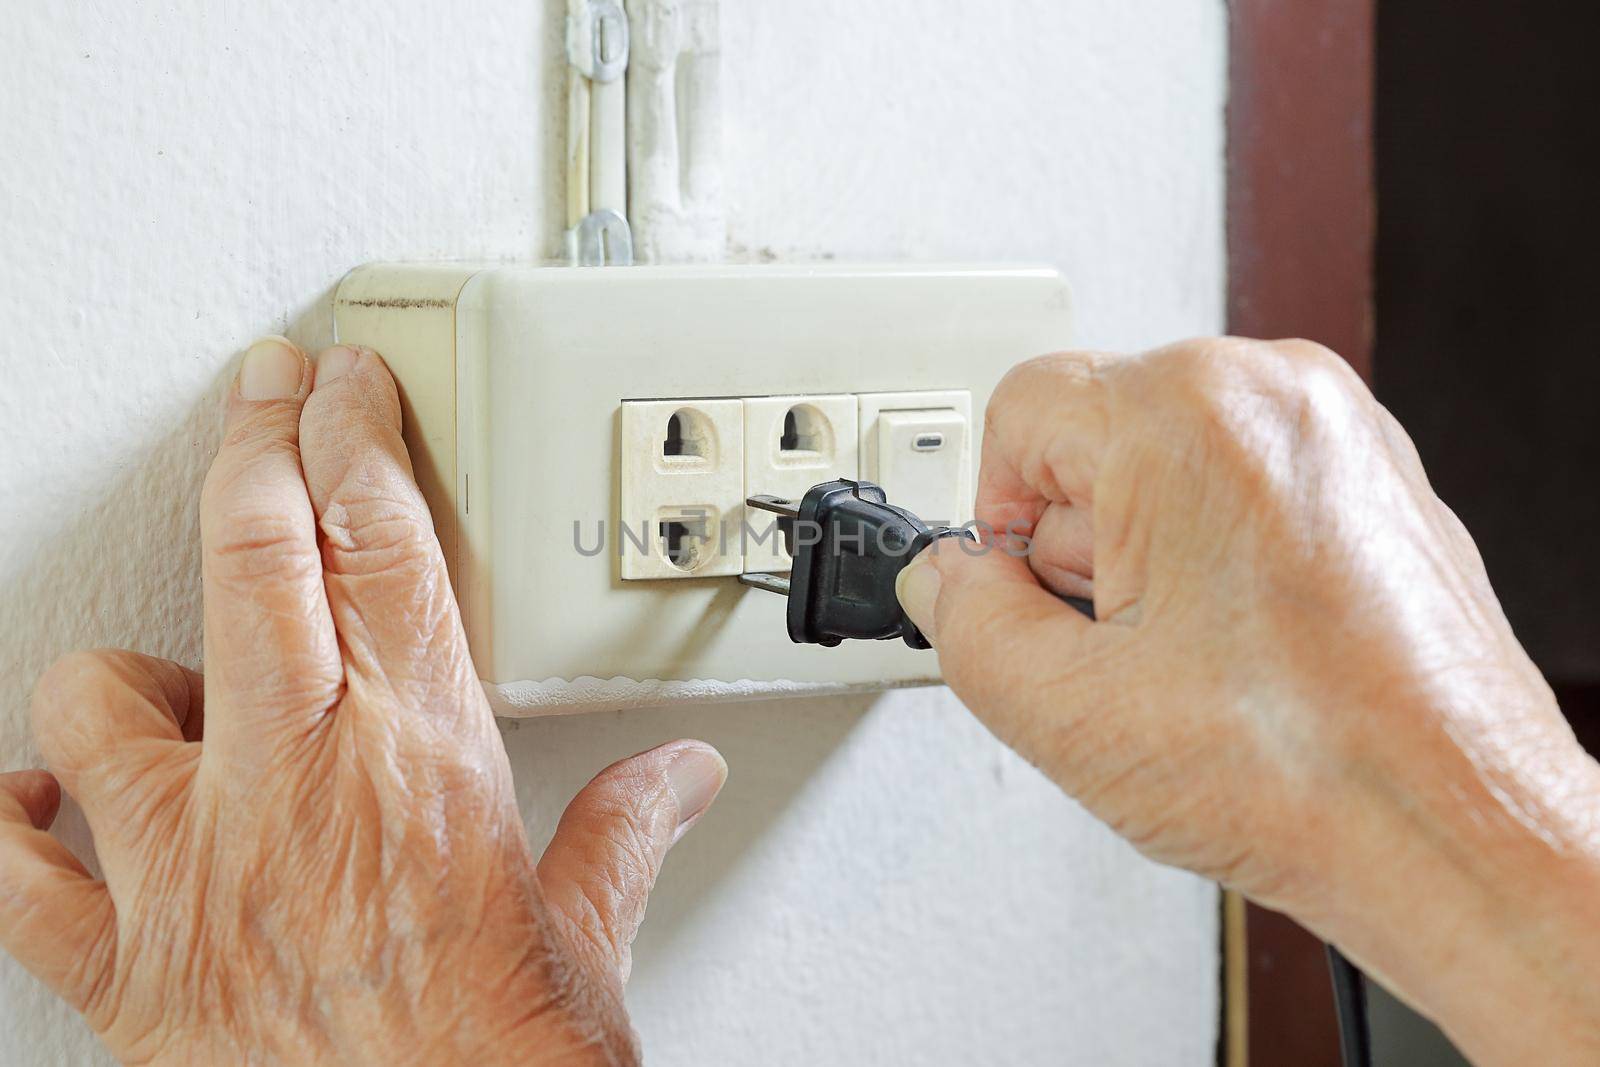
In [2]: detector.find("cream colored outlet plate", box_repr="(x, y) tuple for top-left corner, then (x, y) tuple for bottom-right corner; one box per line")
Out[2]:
(333, 264), (1072, 708)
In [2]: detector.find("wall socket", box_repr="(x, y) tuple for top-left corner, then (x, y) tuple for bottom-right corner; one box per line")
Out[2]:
(618, 394), (859, 579)
(332, 263), (1073, 709)
(621, 392), (967, 580)
(618, 398), (744, 580)
(741, 395), (857, 573)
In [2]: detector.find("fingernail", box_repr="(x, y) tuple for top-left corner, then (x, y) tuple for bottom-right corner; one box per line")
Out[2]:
(896, 552), (942, 644)
(315, 344), (363, 387)
(665, 745), (727, 832)
(238, 337), (305, 400)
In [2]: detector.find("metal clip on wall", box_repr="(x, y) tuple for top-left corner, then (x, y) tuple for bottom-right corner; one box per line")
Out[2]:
(565, 0), (633, 265)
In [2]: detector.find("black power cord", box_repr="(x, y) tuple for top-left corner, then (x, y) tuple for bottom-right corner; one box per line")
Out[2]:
(745, 478), (1377, 1066)
(1328, 944), (1373, 1067)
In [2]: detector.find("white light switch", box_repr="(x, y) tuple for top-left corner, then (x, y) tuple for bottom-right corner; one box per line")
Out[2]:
(859, 389), (974, 526)
(875, 408), (969, 525)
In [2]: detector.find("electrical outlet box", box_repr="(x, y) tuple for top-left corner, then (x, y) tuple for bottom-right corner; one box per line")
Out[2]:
(333, 263), (1072, 713)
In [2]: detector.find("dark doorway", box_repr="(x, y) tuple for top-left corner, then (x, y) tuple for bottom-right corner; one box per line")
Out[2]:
(1230, 1), (1599, 1064)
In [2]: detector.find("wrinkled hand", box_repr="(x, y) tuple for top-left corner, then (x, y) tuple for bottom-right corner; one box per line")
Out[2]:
(896, 339), (1600, 1066)
(0, 339), (726, 1065)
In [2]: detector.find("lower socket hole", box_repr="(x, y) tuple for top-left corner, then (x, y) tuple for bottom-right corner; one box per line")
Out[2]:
(660, 520), (701, 570)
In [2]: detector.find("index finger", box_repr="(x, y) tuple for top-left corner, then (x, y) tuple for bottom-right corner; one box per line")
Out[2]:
(974, 353), (1117, 596)
(297, 346), (483, 725)
(200, 338), (342, 754)
(974, 351), (1115, 534)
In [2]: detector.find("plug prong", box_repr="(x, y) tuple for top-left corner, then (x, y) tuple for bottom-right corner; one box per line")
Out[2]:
(746, 495), (801, 519)
(739, 572), (792, 597)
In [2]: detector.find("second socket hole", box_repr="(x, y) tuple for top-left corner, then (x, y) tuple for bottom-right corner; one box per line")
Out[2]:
(778, 404), (827, 455)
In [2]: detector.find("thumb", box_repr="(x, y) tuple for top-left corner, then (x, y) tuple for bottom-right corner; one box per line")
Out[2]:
(897, 541), (1129, 757)
(537, 740), (727, 982)
(0, 771), (117, 1017)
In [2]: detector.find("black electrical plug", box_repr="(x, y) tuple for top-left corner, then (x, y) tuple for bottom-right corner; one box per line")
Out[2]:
(739, 478), (974, 648)
(740, 478), (1099, 648)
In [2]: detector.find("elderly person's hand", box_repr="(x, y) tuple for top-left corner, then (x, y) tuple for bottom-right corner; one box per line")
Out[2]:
(0, 339), (725, 1065)
(896, 339), (1600, 1067)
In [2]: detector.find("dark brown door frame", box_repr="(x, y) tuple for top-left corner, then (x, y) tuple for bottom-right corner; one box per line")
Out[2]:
(1230, 0), (1375, 377)
(1227, 1), (1376, 1064)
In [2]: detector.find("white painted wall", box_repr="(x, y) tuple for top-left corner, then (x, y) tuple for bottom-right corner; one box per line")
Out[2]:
(0, 2), (1227, 1063)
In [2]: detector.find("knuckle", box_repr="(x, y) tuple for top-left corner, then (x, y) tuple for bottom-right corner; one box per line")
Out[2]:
(30, 650), (123, 761)
(1267, 336), (1347, 372)
(1141, 337), (1246, 398)
(318, 470), (439, 577)
(985, 351), (1106, 446)
(587, 778), (669, 870)
(302, 357), (402, 431)
(201, 441), (317, 587)
(612, 842), (657, 899)
(992, 351), (1095, 408)
(201, 433), (298, 512)
(1152, 337), (1366, 447)
(216, 404), (303, 460)
(999, 351), (1075, 391)
(33, 649), (120, 707)
(205, 507), (321, 586)
(565, 769), (674, 884)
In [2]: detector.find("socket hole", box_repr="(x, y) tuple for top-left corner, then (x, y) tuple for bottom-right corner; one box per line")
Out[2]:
(778, 404), (827, 455)
(662, 409), (712, 461)
(660, 520), (702, 570)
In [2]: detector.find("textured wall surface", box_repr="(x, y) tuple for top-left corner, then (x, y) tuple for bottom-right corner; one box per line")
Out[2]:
(0, 2), (1227, 1063)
